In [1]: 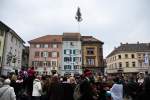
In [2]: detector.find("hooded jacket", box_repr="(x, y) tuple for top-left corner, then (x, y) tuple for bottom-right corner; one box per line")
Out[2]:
(0, 85), (16, 100)
(32, 78), (42, 96)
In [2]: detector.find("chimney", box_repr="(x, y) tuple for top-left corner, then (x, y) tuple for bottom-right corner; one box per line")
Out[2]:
(137, 41), (139, 44)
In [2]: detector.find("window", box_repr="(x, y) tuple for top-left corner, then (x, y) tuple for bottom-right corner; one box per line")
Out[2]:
(138, 54), (141, 59)
(125, 54), (128, 58)
(41, 51), (48, 57)
(41, 52), (43, 57)
(43, 61), (47, 66)
(47, 61), (51, 67)
(132, 62), (136, 67)
(64, 49), (72, 54)
(126, 62), (129, 67)
(44, 44), (48, 48)
(52, 61), (57, 67)
(35, 52), (40, 57)
(52, 52), (57, 57)
(87, 58), (95, 65)
(139, 62), (142, 67)
(73, 57), (80, 62)
(74, 65), (79, 69)
(64, 65), (71, 70)
(64, 57), (72, 62)
(40, 44), (44, 48)
(119, 62), (122, 68)
(48, 52), (59, 58)
(36, 44), (40, 48)
(87, 48), (94, 55)
(118, 55), (121, 59)
(131, 54), (135, 58)
(73, 49), (80, 55)
(52, 44), (57, 48)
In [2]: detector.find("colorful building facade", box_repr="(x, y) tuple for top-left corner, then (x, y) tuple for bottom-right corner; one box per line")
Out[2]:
(82, 36), (104, 74)
(61, 33), (82, 76)
(28, 35), (62, 75)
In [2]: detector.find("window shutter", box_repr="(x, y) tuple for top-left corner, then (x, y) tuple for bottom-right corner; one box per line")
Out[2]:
(57, 52), (59, 57)
(64, 50), (66, 54)
(73, 50), (75, 54)
(70, 50), (72, 54)
(73, 57), (75, 62)
(41, 52), (43, 57)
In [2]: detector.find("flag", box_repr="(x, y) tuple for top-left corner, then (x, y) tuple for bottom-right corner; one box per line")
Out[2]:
(144, 53), (149, 64)
(75, 7), (83, 22)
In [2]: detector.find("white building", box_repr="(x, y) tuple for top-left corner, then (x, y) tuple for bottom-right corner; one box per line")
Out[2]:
(0, 21), (25, 76)
(61, 33), (82, 76)
(106, 42), (150, 75)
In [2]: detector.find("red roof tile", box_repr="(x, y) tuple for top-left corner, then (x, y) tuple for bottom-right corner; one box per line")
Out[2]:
(28, 35), (62, 43)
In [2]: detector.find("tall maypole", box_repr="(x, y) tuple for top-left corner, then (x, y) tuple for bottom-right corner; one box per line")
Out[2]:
(75, 7), (83, 32)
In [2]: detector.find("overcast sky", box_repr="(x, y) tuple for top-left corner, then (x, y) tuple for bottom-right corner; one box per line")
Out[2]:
(0, 0), (150, 58)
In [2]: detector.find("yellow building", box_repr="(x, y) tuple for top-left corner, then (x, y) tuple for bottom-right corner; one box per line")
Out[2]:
(106, 43), (150, 75)
(82, 36), (104, 74)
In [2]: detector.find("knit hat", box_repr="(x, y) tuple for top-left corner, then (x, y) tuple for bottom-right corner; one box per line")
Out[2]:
(83, 69), (92, 77)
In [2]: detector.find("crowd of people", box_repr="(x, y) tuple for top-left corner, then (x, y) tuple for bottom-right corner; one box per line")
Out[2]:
(0, 67), (150, 100)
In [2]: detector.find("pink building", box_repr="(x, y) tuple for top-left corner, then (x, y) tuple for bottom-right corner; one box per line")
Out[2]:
(28, 35), (62, 75)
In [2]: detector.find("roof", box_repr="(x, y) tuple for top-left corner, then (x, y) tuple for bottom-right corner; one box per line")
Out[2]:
(82, 36), (104, 44)
(0, 21), (25, 43)
(63, 32), (81, 41)
(28, 35), (62, 43)
(107, 43), (150, 58)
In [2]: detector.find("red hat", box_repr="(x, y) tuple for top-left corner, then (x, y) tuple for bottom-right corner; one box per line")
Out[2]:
(84, 69), (92, 76)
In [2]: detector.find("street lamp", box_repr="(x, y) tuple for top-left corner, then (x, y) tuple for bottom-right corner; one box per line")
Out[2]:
(43, 51), (48, 74)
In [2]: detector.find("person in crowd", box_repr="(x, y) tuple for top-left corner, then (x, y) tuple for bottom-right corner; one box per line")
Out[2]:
(32, 75), (42, 100)
(10, 74), (17, 96)
(0, 78), (16, 100)
(15, 75), (24, 100)
(48, 74), (63, 100)
(61, 76), (76, 100)
(41, 75), (50, 100)
(27, 67), (36, 96)
(136, 75), (150, 100)
(77, 69), (97, 100)
(110, 77), (123, 100)
(124, 76), (139, 100)
(137, 73), (144, 86)
(96, 82), (111, 100)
